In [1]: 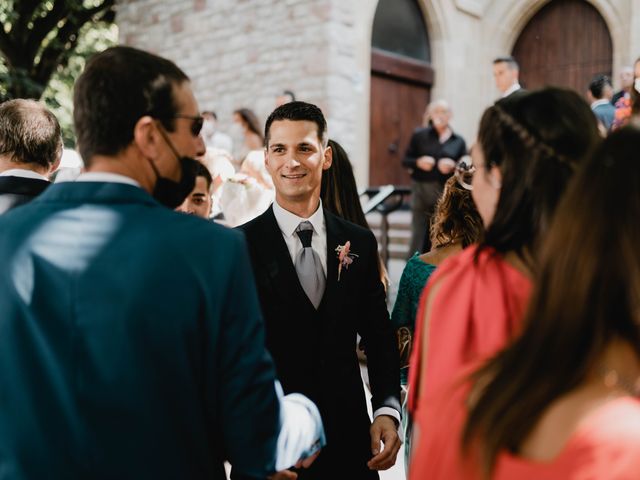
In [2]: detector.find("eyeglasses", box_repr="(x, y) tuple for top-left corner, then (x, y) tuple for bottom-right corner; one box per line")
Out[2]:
(152, 114), (204, 137)
(455, 156), (476, 191)
(173, 114), (204, 136)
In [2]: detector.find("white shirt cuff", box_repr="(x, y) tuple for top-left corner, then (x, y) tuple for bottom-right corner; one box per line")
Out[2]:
(373, 407), (403, 436)
(274, 381), (326, 471)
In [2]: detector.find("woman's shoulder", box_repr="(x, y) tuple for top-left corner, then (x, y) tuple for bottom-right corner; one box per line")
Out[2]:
(580, 396), (640, 446)
(496, 397), (640, 480)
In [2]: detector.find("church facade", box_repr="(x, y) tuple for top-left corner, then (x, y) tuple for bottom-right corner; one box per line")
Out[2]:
(116, 0), (640, 188)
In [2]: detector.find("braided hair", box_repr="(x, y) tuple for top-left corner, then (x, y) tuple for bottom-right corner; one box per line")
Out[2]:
(476, 87), (601, 266)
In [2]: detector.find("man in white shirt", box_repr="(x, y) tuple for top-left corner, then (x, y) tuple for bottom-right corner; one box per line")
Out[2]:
(493, 56), (524, 99)
(239, 101), (402, 479)
(0, 99), (62, 214)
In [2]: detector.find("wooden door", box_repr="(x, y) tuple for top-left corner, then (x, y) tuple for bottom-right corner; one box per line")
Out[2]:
(369, 49), (433, 186)
(512, 0), (612, 93)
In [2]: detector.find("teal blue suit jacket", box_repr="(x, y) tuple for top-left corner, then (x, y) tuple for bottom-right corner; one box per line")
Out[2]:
(0, 182), (280, 479)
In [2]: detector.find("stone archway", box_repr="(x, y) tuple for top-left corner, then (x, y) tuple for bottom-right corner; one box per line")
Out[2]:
(512, 0), (613, 93)
(368, 0), (433, 187)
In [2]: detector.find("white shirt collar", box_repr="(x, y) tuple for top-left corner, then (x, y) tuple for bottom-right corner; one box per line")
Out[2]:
(272, 199), (324, 237)
(0, 168), (49, 181)
(591, 99), (610, 109)
(74, 172), (140, 187)
(502, 83), (522, 98)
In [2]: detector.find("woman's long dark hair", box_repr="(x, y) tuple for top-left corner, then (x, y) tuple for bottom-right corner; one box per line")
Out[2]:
(476, 88), (600, 267)
(463, 127), (640, 476)
(321, 139), (368, 228)
(234, 108), (264, 142)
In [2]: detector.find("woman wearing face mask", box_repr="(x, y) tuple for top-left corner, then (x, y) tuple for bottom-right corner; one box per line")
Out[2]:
(232, 108), (264, 161)
(407, 87), (601, 479)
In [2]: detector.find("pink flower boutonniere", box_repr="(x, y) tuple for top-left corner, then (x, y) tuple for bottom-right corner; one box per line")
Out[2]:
(335, 241), (359, 281)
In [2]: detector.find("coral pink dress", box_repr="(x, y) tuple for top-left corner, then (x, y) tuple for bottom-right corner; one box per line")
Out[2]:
(494, 396), (640, 479)
(408, 245), (532, 479)
(410, 379), (640, 479)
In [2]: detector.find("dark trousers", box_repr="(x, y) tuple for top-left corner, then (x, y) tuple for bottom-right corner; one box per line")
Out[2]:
(409, 180), (443, 257)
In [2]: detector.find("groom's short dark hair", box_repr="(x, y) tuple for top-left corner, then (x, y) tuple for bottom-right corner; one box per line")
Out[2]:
(264, 101), (328, 147)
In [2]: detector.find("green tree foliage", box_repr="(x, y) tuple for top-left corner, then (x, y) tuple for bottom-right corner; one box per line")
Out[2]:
(0, 0), (117, 145)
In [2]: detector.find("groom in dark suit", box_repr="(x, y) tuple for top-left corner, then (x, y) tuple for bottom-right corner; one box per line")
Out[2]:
(240, 102), (401, 479)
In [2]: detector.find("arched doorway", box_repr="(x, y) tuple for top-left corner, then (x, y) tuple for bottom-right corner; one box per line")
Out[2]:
(512, 0), (613, 93)
(369, 0), (433, 187)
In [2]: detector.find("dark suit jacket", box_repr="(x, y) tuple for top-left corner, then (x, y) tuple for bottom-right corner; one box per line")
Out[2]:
(0, 175), (50, 214)
(402, 126), (467, 184)
(239, 206), (400, 479)
(0, 182), (281, 480)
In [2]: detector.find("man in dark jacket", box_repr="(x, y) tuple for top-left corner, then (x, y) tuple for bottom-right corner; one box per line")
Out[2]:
(402, 100), (467, 254)
(0, 99), (62, 214)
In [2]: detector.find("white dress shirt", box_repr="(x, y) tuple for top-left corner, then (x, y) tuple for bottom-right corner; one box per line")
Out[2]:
(272, 199), (401, 428)
(272, 199), (327, 275)
(0, 168), (49, 181)
(74, 172), (141, 187)
(501, 82), (522, 98)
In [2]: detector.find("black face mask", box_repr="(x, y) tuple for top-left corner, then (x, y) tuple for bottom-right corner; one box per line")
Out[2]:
(148, 156), (198, 209)
(148, 123), (199, 209)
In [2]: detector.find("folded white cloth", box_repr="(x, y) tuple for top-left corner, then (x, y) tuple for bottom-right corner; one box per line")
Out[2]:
(274, 381), (326, 471)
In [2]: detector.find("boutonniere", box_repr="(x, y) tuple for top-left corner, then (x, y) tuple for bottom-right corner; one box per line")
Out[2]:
(335, 241), (359, 281)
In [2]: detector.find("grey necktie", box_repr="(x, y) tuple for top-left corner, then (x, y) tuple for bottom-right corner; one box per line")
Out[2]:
(295, 221), (326, 309)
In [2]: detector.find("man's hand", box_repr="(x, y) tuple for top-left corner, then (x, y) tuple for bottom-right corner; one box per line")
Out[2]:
(268, 470), (297, 480)
(367, 415), (402, 471)
(437, 157), (456, 174)
(416, 155), (436, 171)
(268, 450), (321, 480)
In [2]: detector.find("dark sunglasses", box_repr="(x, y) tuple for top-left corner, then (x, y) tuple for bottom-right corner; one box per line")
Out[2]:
(173, 114), (204, 136)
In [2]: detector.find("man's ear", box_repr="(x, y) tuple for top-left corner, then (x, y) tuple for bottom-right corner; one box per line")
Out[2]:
(322, 145), (333, 171)
(263, 147), (272, 173)
(134, 116), (161, 159)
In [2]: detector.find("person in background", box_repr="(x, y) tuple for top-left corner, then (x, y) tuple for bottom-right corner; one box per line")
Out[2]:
(321, 138), (390, 289)
(613, 57), (640, 130)
(611, 65), (634, 105)
(587, 74), (615, 133)
(276, 90), (296, 107)
(201, 110), (233, 153)
(459, 127), (640, 479)
(407, 88), (601, 479)
(391, 174), (482, 469)
(233, 107), (264, 159)
(493, 56), (524, 99)
(402, 99), (467, 255)
(176, 160), (214, 219)
(0, 99), (62, 214)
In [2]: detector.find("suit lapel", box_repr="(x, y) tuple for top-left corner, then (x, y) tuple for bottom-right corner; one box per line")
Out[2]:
(254, 207), (317, 313)
(320, 210), (347, 315)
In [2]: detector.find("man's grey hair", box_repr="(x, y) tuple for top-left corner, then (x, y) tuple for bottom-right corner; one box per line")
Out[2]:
(0, 99), (62, 168)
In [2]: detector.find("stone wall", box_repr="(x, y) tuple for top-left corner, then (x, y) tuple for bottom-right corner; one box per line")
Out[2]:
(116, 0), (640, 188)
(117, 0), (362, 168)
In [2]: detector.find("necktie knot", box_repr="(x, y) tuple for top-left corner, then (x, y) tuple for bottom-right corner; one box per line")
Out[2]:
(295, 221), (313, 248)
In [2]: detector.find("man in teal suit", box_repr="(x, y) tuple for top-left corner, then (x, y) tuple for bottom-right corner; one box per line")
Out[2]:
(0, 46), (321, 480)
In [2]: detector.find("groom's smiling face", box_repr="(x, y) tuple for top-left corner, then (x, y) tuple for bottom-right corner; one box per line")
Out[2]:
(265, 119), (332, 208)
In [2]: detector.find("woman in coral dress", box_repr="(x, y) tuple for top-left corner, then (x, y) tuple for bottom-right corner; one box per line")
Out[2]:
(408, 87), (601, 479)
